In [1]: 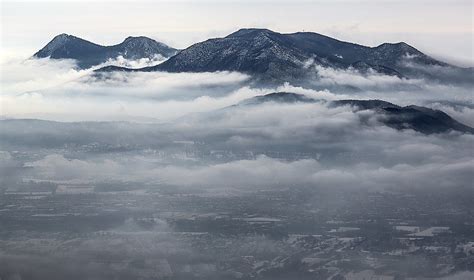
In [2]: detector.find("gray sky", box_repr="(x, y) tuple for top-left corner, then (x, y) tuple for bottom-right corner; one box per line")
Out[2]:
(1, 0), (473, 66)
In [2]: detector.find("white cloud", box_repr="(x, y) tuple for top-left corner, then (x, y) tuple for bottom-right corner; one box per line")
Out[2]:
(23, 149), (474, 190)
(24, 154), (122, 181)
(313, 65), (418, 89)
(2, 52), (473, 124)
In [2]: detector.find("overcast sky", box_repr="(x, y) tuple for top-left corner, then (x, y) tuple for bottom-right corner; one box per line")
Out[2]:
(1, 0), (473, 66)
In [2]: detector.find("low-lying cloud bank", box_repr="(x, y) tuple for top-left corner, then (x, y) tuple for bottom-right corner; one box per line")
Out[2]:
(1, 53), (473, 122)
(1, 71), (252, 121)
(22, 151), (473, 190)
(7, 112), (470, 190)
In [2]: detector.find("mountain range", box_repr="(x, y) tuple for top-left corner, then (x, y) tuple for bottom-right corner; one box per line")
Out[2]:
(34, 34), (177, 68)
(93, 28), (467, 82)
(34, 29), (471, 83)
(151, 28), (440, 77)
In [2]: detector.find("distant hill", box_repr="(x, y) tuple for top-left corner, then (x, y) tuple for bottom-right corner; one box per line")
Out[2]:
(34, 34), (177, 68)
(331, 99), (474, 134)
(238, 92), (317, 105)
(234, 92), (474, 134)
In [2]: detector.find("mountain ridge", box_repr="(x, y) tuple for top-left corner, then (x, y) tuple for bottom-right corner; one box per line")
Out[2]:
(94, 28), (457, 82)
(34, 34), (178, 68)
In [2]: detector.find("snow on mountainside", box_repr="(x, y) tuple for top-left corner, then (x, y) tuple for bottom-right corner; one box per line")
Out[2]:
(155, 29), (445, 74)
(96, 28), (465, 83)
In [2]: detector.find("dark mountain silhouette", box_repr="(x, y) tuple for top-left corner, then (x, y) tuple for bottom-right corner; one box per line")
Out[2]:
(234, 92), (473, 134)
(331, 99), (474, 134)
(34, 34), (177, 68)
